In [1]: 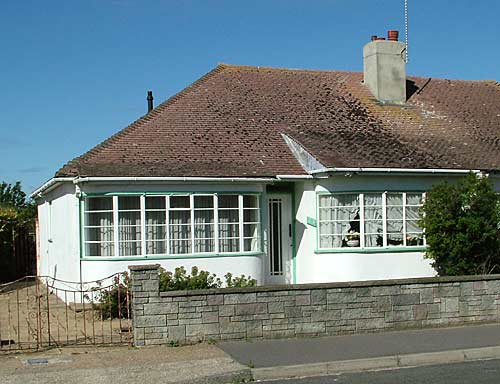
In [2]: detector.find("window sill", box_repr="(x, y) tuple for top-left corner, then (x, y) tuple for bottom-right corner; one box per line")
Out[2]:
(81, 251), (265, 261)
(314, 246), (427, 254)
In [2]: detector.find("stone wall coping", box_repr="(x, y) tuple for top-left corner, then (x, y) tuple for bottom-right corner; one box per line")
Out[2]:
(158, 273), (500, 297)
(129, 264), (161, 271)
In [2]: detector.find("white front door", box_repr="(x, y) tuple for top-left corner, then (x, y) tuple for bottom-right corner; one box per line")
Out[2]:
(266, 194), (293, 284)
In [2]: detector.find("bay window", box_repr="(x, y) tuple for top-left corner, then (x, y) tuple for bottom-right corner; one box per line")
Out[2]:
(83, 193), (260, 257)
(318, 192), (425, 250)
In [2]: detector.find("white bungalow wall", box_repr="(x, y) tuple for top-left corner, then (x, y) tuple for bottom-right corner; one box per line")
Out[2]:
(292, 174), (468, 284)
(37, 181), (267, 285)
(37, 182), (81, 284)
(37, 174), (500, 287)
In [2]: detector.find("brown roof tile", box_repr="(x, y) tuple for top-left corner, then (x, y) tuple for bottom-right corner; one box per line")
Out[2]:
(56, 64), (500, 178)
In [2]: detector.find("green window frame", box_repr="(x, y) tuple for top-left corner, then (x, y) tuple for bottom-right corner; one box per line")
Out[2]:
(317, 191), (425, 251)
(82, 193), (261, 258)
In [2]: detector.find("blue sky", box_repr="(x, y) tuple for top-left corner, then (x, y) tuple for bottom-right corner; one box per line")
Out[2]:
(2, 0), (500, 192)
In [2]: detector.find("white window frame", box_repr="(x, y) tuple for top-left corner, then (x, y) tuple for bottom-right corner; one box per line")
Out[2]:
(317, 191), (425, 251)
(82, 193), (261, 258)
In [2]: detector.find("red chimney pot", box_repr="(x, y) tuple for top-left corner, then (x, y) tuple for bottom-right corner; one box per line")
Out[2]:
(388, 30), (399, 41)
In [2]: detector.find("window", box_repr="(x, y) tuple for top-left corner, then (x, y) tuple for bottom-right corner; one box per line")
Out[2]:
(318, 192), (425, 250)
(83, 194), (260, 257)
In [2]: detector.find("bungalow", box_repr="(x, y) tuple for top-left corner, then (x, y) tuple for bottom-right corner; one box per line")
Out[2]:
(32, 31), (500, 286)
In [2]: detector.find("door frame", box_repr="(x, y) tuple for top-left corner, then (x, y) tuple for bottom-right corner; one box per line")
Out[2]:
(265, 193), (295, 284)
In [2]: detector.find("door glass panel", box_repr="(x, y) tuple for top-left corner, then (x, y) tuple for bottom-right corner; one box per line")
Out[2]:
(269, 199), (283, 276)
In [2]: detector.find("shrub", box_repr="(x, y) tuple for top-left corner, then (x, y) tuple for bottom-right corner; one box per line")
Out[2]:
(420, 173), (500, 276)
(224, 272), (257, 288)
(92, 272), (130, 320)
(159, 266), (222, 291)
(158, 266), (257, 291)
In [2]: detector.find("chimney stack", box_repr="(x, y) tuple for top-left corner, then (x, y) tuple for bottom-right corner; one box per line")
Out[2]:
(147, 91), (154, 113)
(363, 30), (406, 105)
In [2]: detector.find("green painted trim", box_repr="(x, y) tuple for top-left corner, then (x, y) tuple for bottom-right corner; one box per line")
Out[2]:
(291, 189), (297, 284)
(79, 198), (84, 259)
(81, 191), (261, 197)
(81, 252), (265, 262)
(306, 216), (317, 227)
(316, 190), (427, 195)
(314, 246), (427, 254)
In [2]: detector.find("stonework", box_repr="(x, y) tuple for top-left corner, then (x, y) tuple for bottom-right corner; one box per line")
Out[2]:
(129, 265), (500, 346)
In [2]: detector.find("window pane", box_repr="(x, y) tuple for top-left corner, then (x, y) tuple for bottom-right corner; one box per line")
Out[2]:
(218, 195), (238, 208)
(195, 239), (214, 253)
(406, 206), (420, 220)
(334, 194), (359, 207)
(244, 223), (259, 238)
(219, 238), (239, 252)
(387, 233), (404, 246)
(218, 209), (238, 223)
(194, 210), (214, 224)
(146, 196), (165, 209)
(387, 220), (403, 233)
(86, 242), (114, 257)
(219, 223), (239, 238)
(387, 206), (403, 220)
(364, 194), (382, 206)
(146, 224), (166, 241)
(85, 227), (113, 242)
(146, 211), (166, 225)
(365, 234), (383, 247)
(85, 197), (115, 256)
(244, 238), (260, 252)
(407, 193), (423, 205)
(119, 225), (141, 241)
(319, 193), (360, 249)
(170, 195), (190, 208)
(146, 240), (166, 255)
(320, 235), (342, 249)
(364, 220), (383, 234)
(118, 196), (140, 210)
(194, 224), (214, 238)
(170, 210), (191, 224)
(194, 195), (213, 209)
(243, 195), (258, 208)
(386, 193), (403, 206)
(119, 241), (141, 256)
(243, 209), (259, 222)
(169, 225), (191, 240)
(406, 220), (423, 234)
(406, 233), (424, 246)
(119, 211), (141, 224)
(86, 197), (112, 211)
(85, 212), (113, 227)
(170, 240), (191, 254)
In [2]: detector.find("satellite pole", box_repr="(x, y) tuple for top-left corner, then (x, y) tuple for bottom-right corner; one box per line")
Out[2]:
(404, 0), (409, 63)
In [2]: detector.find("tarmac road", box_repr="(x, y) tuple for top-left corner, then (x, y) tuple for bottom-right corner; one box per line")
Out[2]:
(256, 359), (500, 384)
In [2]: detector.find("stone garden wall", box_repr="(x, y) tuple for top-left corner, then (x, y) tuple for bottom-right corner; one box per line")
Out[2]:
(129, 264), (500, 346)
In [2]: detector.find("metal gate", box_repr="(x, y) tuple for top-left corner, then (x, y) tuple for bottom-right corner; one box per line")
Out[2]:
(0, 273), (131, 351)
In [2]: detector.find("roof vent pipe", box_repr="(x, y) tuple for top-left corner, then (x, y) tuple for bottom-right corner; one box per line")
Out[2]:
(147, 91), (154, 113)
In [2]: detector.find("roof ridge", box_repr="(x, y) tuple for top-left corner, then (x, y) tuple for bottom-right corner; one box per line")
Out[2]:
(56, 64), (227, 176)
(216, 62), (360, 75)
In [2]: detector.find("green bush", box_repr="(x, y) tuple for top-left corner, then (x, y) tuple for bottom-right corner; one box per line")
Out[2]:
(420, 173), (500, 276)
(224, 272), (257, 288)
(92, 272), (130, 320)
(159, 266), (222, 291)
(159, 266), (257, 291)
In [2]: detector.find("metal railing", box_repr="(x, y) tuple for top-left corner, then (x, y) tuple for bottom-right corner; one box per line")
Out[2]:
(0, 273), (131, 351)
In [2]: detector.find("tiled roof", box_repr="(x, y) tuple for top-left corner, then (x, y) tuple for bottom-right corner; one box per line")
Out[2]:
(56, 64), (500, 178)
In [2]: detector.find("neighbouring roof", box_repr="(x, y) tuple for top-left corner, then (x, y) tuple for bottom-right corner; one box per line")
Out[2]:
(56, 64), (500, 178)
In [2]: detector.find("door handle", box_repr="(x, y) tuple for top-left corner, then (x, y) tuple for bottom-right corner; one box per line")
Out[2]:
(289, 224), (292, 237)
